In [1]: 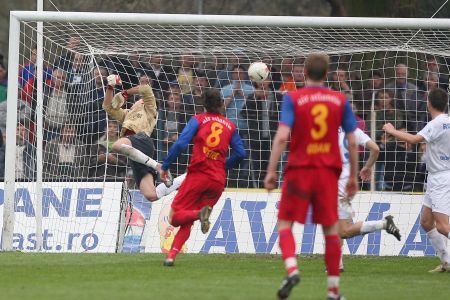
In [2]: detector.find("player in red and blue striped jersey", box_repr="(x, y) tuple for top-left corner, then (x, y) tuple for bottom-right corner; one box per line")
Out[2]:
(265, 53), (358, 300)
(159, 89), (246, 267)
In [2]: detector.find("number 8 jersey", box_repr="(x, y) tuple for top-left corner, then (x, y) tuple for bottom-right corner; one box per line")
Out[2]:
(281, 86), (356, 172)
(162, 112), (245, 185)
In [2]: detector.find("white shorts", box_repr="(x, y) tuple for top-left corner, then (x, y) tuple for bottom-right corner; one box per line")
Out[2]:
(337, 178), (354, 219)
(423, 171), (450, 216)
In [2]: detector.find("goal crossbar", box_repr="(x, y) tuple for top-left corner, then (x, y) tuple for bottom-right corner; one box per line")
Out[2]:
(10, 11), (450, 29)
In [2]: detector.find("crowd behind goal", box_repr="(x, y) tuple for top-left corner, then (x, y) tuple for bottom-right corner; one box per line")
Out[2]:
(0, 36), (447, 191)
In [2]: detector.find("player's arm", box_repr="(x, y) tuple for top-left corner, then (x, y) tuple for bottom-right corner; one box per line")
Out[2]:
(342, 101), (358, 198)
(360, 139), (379, 181)
(226, 129), (247, 170)
(383, 123), (425, 144)
(102, 74), (126, 123)
(264, 94), (293, 192)
(160, 118), (200, 180)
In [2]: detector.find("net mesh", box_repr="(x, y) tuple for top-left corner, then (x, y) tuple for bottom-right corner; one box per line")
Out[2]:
(8, 18), (447, 254)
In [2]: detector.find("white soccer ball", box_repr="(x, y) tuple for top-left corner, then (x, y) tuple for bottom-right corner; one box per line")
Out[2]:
(248, 62), (270, 83)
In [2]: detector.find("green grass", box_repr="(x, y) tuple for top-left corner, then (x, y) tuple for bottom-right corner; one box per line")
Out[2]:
(0, 253), (447, 300)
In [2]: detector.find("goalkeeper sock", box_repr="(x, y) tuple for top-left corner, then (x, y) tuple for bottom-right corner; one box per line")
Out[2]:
(325, 235), (341, 297)
(279, 228), (298, 276)
(118, 144), (158, 169)
(171, 210), (200, 227)
(156, 173), (187, 199)
(167, 223), (192, 260)
(427, 228), (450, 264)
(360, 220), (384, 234)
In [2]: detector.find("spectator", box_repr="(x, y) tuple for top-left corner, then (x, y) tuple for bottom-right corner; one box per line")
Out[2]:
(261, 55), (281, 90)
(221, 65), (254, 131)
(241, 76), (277, 186)
(386, 64), (421, 132)
(214, 49), (247, 89)
(43, 68), (70, 141)
(89, 120), (127, 178)
(0, 128), (4, 179)
(278, 57), (295, 93)
(383, 128), (417, 192)
(176, 53), (196, 95)
(418, 56), (449, 92)
(356, 70), (384, 119)
(20, 46), (52, 104)
(82, 66), (108, 142)
(126, 51), (147, 87)
(0, 63), (7, 102)
(67, 52), (87, 87)
(329, 66), (353, 100)
(374, 90), (405, 142)
(147, 54), (176, 99)
(56, 36), (80, 71)
(15, 123), (35, 180)
(43, 123), (89, 180)
(190, 69), (209, 114)
(414, 143), (427, 192)
(292, 62), (305, 89)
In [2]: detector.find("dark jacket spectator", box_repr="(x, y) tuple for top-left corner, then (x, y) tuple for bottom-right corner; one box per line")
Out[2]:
(43, 124), (89, 180)
(386, 64), (423, 132)
(147, 54), (176, 99)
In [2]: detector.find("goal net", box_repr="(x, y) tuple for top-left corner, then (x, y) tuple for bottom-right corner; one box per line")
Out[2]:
(4, 12), (448, 255)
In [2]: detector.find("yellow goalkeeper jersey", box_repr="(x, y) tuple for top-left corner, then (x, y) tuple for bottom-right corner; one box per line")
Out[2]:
(103, 85), (158, 137)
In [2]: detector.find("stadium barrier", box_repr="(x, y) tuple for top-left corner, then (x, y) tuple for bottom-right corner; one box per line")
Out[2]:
(0, 182), (125, 252)
(138, 190), (436, 257)
(0, 183), (436, 256)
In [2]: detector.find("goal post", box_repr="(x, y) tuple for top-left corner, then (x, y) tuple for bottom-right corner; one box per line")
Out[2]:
(4, 11), (449, 255)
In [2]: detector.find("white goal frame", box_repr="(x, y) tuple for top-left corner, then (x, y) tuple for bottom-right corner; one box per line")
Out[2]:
(4, 11), (450, 251)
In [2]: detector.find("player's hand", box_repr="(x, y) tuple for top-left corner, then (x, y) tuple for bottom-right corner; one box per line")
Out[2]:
(107, 74), (121, 87)
(264, 171), (277, 192)
(345, 177), (358, 199)
(382, 123), (395, 135)
(359, 166), (371, 181)
(159, 169), (170, 184)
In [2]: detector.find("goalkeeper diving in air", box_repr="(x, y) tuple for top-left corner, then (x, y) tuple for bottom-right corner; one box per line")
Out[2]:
(103, 74), (186, 202)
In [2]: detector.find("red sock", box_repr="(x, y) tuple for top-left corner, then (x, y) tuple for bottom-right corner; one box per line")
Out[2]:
(171, 210), (200, 227)
(167, 223), (192, 260)
(325, 234), (341, 277)
(279, 228), (298, 275)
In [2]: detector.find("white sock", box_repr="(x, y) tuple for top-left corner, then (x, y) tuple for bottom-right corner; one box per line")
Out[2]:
(427, 228), (450, 264)
(118, 144), (158, 169)
(284, 257), (299, 276)
(155, 173), (187, 199)
(360, 220), (385, 234)
(327, 276), (340, 297)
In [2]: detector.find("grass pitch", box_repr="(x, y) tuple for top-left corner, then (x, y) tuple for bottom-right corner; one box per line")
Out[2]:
(0, 253), (447, 300)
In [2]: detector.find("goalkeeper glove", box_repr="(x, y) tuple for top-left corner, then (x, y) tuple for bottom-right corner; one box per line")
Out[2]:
(107, 74), (121, 87)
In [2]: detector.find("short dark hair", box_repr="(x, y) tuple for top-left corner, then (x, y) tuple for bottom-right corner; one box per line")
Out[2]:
(370, 70), (382, 78)
(304, 53), (329, 81)
(203, 89), (223, 114)
(428, 88), (448, 112)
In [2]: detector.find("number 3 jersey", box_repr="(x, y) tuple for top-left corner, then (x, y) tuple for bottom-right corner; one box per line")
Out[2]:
(280, 86), (357, 172)
(162, 112), (246, 185)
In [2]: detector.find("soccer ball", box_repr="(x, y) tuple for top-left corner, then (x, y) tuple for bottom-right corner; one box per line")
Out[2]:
(248, 62), (269, 83)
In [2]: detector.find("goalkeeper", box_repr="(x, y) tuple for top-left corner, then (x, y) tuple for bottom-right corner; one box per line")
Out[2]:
(103, 74), (184, 202)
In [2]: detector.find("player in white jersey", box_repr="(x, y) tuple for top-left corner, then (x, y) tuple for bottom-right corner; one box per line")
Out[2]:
(338, 127), (401, 271)
(384, 88), (450, 272)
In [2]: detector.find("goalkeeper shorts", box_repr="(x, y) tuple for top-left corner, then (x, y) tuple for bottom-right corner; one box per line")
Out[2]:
(128, 132), (157, 187)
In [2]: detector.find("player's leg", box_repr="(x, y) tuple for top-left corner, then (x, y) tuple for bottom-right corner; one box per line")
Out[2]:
(339, 217), (401, 240)
(420, 205), (450, 272)
(164, 220), (193, 267)
(433, 211), (450, 238)
(277, 219), (300, 300)
(111, 137), (159, 169)
(314, 168), (342, 300)
(138, 173), (158, 202)
(155, 173), (187, 199)
(322, 223), (342, 300)
(276, 169), (306, 299)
